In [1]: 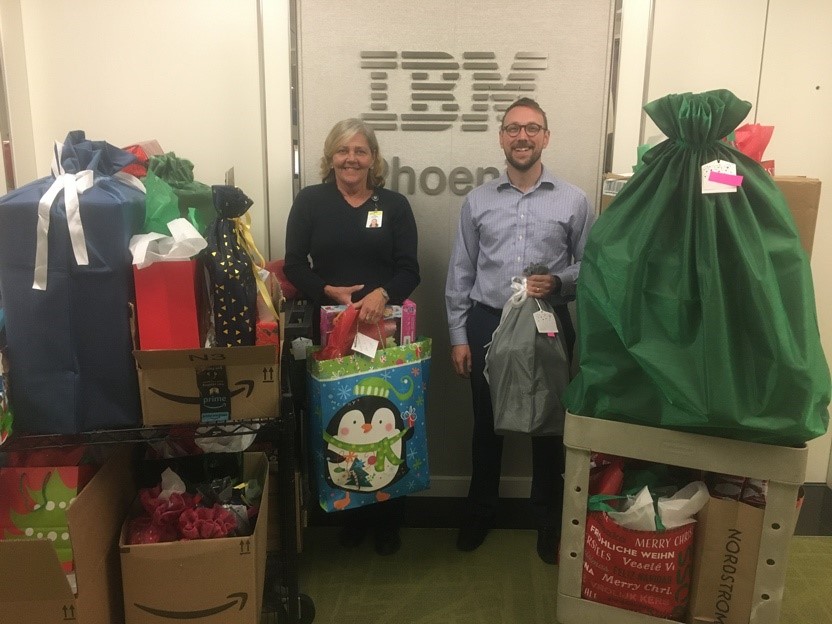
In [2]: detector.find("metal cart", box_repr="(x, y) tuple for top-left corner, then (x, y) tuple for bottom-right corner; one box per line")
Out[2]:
(0, 346), (315, 623)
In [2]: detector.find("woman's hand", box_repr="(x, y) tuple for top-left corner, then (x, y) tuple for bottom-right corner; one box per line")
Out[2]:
(354, 288), (388, 323)
(324, 284), (364, 305)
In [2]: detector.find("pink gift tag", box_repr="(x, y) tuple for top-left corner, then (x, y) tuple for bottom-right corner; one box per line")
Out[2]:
(708, 170), (744, 187)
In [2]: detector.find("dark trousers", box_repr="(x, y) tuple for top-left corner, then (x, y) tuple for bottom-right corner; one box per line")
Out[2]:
(465, 302), (573, 530)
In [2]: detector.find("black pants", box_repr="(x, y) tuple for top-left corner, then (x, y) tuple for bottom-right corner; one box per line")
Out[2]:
(464, 302), (573, 530)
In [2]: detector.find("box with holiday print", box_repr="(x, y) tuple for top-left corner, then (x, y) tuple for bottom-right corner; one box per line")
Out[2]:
(0, 451), (136, 624)
(307, 339), (431, 512)
(0, 463), (98, 573)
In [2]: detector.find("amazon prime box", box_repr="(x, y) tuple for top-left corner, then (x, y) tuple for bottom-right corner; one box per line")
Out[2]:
(133, 346), (279, 426)
(119, 453), (269, 624)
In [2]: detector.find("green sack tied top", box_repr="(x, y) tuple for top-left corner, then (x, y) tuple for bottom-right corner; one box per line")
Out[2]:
(563, 89), (830, 445)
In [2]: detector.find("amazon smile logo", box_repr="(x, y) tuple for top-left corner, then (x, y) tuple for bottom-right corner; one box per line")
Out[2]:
(134, 592), (247, 619)
(149, 380), (255, 405)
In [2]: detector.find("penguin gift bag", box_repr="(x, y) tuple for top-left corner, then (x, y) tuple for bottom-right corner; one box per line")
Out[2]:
(307, 339), (431, 512)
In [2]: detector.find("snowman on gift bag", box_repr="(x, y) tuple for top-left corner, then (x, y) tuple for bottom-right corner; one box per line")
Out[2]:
(323, 376), (414, 510)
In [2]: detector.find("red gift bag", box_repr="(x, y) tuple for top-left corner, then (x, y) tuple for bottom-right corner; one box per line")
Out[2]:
(133, 260), (202, 350)
(733, 123), (775, 174)
(314, 305), (388, 361)
(582, 511), (695, 621)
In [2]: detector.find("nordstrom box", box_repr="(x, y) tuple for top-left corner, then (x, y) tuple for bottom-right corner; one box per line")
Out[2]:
(134, 345), (279, 426)
(133, 260), (203, 350)
(320, 298), (417, 348)
(773, 176), (821, 257)
(119, 453), (269, 624)
(0, 452), (136, 624)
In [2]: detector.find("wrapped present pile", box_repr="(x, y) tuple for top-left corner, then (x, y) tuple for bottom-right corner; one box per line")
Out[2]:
(0, 131), (284, 434)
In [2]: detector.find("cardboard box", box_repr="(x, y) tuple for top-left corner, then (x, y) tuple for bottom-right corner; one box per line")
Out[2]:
(119, 453), (269, 624)
(0, 452), (136, 624)
(133, 260), (203, 350)
(687, 497), (764, 624)
(133, 345), (279, 426)
(599, 173), (630, 212)
(773, 176), (821, 257)
(320, 299), (417, 348)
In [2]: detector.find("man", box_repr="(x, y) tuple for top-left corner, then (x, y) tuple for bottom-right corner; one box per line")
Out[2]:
(445, 97), (594, 564)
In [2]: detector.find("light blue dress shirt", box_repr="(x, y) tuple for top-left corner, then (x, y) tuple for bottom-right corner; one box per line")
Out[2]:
(445, 166), (595, 345)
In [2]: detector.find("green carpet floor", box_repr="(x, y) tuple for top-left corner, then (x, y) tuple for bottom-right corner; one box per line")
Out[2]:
(297, 528), (832, 623)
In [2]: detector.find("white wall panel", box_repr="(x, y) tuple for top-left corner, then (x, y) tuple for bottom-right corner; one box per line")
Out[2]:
(13, 0), (270, 253)
(756, 0), (832, 484)
(643, 0), (766, 142)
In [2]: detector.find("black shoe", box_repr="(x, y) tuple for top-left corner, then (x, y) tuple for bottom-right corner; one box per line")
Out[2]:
(456, 516), (493, 552)
(373, 526), (401, 556)
(536, 527), (559, 565)
(338, 524), (367, 548)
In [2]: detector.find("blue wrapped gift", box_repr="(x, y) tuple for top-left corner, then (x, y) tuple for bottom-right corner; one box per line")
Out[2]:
(0, 131), (146, 434)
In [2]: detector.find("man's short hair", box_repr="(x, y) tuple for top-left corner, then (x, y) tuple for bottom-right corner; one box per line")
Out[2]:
(503, 97), (549, 130)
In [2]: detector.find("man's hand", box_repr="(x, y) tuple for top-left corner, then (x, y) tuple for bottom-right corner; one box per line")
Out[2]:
(354, 288), (388, 323)
(526, 274), (560, 298)
(324, 284), (364, 305)
(451, 344), (472, 379)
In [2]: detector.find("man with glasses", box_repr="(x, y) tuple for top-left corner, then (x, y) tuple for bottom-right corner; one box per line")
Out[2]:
(445, 97), (595, 564)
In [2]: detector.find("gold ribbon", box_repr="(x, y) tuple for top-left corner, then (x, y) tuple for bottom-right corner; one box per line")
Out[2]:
(232, 212), (279, 323)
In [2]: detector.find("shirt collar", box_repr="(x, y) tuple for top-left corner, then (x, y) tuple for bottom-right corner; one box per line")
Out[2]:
(496, 165), (557, 192)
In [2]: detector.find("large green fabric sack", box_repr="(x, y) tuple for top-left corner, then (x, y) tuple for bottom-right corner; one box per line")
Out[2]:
(563, 89), (830, 445)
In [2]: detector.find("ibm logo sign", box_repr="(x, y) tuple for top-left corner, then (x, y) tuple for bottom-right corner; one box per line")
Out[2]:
(359, 51), (548, 132)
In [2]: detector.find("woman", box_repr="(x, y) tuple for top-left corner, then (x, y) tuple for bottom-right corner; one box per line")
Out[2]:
(284, 118), (420, 556)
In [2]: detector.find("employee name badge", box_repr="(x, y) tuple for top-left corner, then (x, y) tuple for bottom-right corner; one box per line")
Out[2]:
(366, 210), (383, 228)
(533, 310), (559, 334)
(352, 331), (379, 358)
(702, 160), (743, 194)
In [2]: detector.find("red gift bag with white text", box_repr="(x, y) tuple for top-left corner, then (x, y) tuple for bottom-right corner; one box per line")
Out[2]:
(582, 511), (695, 621)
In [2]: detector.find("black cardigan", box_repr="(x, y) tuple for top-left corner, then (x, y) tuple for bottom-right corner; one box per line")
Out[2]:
(283, 183), (420, 305)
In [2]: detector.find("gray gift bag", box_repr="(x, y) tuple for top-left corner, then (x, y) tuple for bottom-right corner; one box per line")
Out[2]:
(484, 281), (570, 435)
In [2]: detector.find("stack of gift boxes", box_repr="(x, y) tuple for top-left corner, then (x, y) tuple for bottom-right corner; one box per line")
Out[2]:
(0, 132), (280, 624)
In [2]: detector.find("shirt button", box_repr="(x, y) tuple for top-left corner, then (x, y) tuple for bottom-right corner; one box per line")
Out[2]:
(517, 256), (521, 262)
(520, 214), (525, 219)
(518, 235), (523, 240)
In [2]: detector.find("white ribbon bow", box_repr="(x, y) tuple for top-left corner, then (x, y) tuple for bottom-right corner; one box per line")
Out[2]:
(129, 218), (207, 269)
(32, 141), (147, 290)
(33, 170), (94, 290)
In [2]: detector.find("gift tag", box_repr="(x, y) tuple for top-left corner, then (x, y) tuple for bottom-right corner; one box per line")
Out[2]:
(352, 331), (379, 358)
(701, 160), (741, 194)
(533, 310), (559, 334)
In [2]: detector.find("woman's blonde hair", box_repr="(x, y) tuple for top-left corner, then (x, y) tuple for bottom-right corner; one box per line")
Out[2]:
(319, 118), (385, 188)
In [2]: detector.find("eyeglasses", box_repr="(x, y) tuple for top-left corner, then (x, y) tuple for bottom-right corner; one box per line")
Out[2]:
(501, 123), (546, 137)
